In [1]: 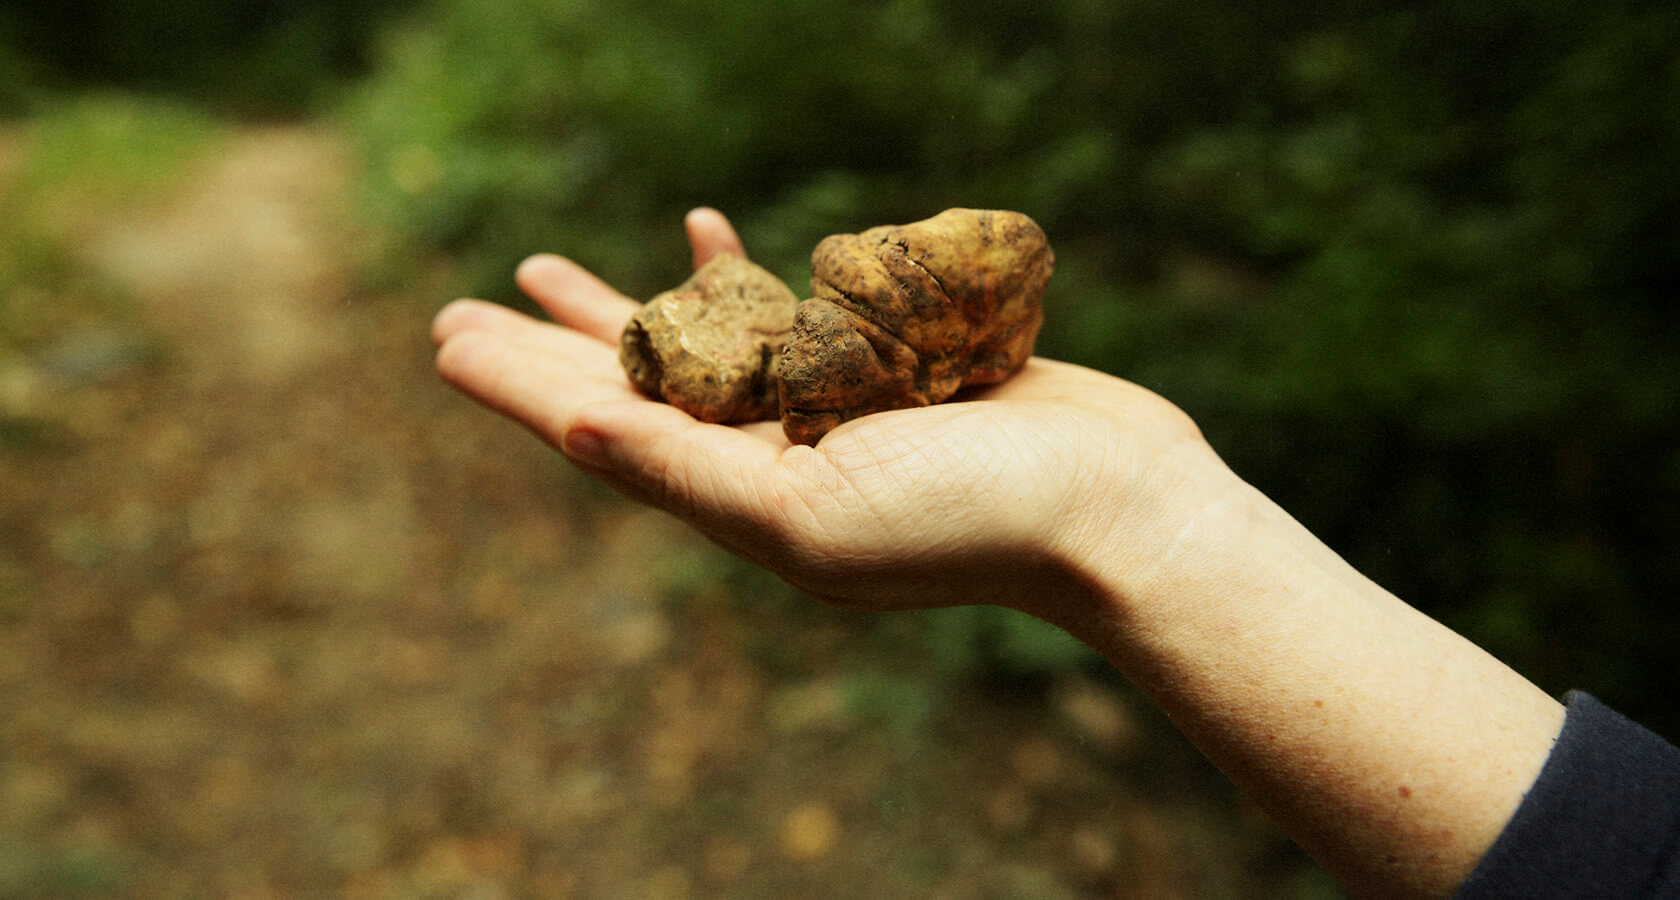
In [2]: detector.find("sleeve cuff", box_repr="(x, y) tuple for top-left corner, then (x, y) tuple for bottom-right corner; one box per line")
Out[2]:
(1454, 692), (1680, 899)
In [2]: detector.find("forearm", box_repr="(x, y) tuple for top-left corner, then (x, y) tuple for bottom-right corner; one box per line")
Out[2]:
(1051, 461), (1565, 899)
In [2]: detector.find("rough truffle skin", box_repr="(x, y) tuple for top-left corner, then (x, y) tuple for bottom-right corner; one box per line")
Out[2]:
(619, 253), (799, 424)
(778, 208), (1053, 445)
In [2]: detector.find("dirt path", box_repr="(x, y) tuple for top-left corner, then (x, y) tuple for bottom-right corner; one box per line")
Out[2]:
(0, 126), (1325, 898)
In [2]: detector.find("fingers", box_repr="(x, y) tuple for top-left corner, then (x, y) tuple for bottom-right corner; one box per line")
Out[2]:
(433, 304), (640, 447)
(433, 299), (621, 383)
(515, 208), (746, 342)
(564, 398), (786, 549)
(516, 254), (641, 342)
(433, 296), (793, 537)
(432, 297), (534, 345)
(438, 326), (796, 563)
(686, 207), (747, 268)
(443, 207), (789, 553)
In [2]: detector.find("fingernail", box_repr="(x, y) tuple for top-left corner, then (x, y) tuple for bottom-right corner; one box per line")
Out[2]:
(562, 428), (608, 466)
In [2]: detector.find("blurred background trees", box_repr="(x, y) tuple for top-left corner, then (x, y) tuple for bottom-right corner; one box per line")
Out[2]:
(5, 0), (1677, 734)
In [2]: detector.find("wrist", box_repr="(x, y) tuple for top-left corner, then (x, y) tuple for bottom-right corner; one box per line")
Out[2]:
(1035, 434), (1254, 646)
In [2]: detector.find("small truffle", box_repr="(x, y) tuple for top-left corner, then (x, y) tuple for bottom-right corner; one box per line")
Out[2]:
(619, 253), (799, 423)
(778, 208), (1053, 445)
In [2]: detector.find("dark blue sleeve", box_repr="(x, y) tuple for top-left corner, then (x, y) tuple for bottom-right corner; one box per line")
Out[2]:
(1454, 692), (1680, 899)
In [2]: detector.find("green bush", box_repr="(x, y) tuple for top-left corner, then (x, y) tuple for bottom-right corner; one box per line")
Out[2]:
(348, 0), (1680, 731)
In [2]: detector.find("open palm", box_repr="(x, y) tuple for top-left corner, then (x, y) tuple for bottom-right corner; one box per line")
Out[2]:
(432, 209), (1219, 617)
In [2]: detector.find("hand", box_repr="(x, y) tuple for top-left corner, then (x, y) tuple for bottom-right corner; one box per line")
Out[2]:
(432, 209), (1232, 618)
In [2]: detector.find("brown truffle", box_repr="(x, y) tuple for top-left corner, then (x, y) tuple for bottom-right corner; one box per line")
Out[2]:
(619, 253), (799, 423)
(778, 208), (1053, 445)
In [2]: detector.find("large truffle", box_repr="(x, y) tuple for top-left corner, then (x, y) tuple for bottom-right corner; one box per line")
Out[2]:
(619, 253), (799, 423)
(778, 208), (1053, 445)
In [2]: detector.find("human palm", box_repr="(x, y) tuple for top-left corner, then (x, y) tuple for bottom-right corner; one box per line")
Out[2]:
(432, 209), (1218, 616)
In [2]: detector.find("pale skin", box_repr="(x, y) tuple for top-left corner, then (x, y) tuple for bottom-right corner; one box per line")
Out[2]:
(432, 208), (1567, 899)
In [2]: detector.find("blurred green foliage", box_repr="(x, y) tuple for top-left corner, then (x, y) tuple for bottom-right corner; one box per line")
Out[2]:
(6, 0), (1678, 734)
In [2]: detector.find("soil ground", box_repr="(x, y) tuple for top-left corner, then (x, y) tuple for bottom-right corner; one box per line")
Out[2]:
(0, 126), (1333, 898)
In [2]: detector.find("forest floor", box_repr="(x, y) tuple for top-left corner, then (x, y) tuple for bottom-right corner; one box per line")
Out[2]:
(0, 124), (1334, 898)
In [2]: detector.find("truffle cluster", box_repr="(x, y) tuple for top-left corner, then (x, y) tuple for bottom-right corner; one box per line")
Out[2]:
(619, 208), (1053, 446)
